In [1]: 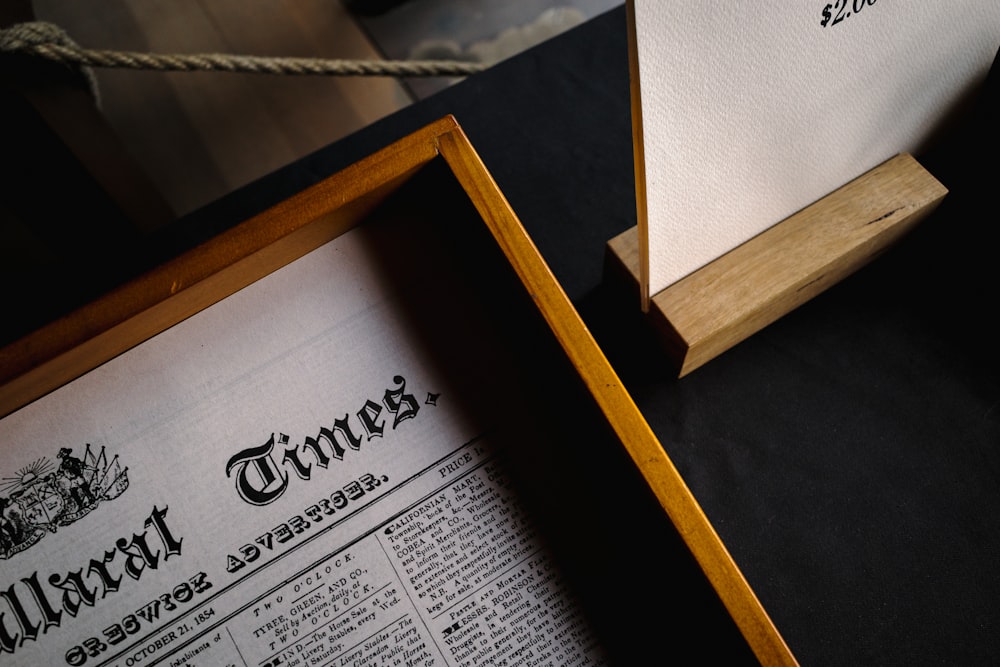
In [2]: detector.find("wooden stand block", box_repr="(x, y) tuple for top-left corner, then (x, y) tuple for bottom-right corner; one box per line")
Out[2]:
(607, 153), (948, 377)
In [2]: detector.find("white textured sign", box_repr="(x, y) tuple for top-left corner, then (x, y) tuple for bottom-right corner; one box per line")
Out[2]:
(627, 1), (1000, 300)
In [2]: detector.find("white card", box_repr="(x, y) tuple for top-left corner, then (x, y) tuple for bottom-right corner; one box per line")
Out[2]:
(627, 1), (1000, 301)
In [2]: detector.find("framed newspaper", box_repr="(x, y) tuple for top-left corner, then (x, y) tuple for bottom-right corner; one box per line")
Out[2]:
(0, 117), (796, 666)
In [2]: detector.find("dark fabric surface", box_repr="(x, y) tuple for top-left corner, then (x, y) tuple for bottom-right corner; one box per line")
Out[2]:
(22, 5), (999, 665)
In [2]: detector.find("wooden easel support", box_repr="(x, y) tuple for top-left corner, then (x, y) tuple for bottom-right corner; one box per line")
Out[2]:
(606, 153), (948, 377)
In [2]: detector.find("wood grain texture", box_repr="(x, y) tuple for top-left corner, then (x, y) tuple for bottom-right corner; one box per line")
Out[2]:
(607, 153), (948, 377)
(438, 126), (798, 667)
(32, 0), (413, 217)
(0, 116), (796, 665)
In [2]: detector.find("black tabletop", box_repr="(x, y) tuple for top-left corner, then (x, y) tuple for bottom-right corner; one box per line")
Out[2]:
(12, 6), (1000, 665)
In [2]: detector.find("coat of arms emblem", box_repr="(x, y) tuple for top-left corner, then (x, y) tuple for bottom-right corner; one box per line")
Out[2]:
(0, 444), (128, 559)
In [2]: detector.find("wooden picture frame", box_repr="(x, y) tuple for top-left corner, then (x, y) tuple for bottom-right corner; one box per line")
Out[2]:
(0, 116), (796, 665)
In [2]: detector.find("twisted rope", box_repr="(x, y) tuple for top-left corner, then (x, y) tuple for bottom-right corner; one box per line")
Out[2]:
(0, 21), (487, 78)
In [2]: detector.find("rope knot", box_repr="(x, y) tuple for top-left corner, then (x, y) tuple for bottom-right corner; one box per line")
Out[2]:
(1, 21), (101, 104)
(0, 20), (78, 52)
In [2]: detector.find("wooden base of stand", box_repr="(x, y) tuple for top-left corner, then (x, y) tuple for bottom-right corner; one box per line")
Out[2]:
(606, 153), (948, 377)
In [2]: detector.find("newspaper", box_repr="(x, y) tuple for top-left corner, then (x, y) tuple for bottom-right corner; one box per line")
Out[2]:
(0, 217), (608, 666)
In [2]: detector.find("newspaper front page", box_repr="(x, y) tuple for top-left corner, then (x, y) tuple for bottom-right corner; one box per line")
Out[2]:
(0, 216), (608, 666)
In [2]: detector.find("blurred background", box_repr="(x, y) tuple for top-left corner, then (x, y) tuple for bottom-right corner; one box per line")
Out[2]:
(21, 0), (619, 219)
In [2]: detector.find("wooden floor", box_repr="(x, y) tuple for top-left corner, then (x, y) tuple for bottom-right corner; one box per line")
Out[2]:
(26, 1), (617, 220)
(32, 0), (415, 218)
